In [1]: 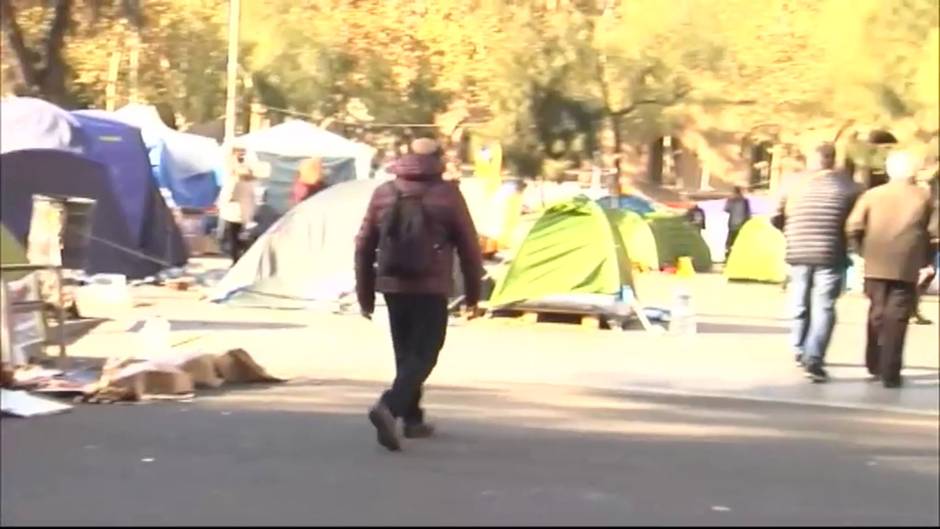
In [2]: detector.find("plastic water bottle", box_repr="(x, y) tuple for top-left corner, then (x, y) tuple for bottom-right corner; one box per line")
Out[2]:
(669, 287), (697, 336)
(612, 285), (634, 329)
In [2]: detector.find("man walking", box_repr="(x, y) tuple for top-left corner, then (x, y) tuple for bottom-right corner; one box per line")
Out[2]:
(846, 151), (938, 388)
(772, 143), (860, 382)
(724, 185), (751, 256)
(355, 137), (483, 452)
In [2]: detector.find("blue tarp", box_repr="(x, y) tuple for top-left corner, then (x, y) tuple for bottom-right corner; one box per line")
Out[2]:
(76, 105), (224, 208)
(596, 194), (656, 216)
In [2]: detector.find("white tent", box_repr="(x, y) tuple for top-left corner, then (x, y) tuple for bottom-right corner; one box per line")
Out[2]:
(231, 120), (375, 182)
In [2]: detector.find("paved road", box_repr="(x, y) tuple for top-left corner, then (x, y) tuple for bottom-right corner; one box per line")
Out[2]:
(3, 380), (938, 526)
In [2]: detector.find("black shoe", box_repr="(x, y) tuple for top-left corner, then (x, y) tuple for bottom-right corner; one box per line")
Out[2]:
(403, 422), (436, 439)
(794, 353), (804, 367)
(804, 363), (830, 383)
(368, 403), (401, 452)
(913, 314), (933, 325)
(883, 378), (903, 389)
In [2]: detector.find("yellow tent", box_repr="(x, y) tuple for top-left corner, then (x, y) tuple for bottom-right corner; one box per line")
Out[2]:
(723, 218), (787, 283)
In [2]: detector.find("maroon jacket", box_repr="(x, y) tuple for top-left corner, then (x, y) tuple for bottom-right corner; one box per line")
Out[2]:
(354, 154), (484, 313)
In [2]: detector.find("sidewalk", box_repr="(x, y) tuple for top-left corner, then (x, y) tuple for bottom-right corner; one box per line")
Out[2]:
(63, 273), (939, 416)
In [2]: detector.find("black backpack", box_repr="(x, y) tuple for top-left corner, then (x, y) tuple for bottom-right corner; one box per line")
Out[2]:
(377, 183), (439, 279)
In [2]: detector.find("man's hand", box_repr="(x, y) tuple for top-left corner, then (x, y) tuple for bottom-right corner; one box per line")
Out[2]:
(918, 265), (937, 287)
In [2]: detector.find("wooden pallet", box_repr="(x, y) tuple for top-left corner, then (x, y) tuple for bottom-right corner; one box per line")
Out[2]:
(164, 278), (194, 291)
(489, 308), (609, 330)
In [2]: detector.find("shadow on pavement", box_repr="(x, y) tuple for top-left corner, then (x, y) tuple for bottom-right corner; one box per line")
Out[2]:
(2, 379), (937, 526)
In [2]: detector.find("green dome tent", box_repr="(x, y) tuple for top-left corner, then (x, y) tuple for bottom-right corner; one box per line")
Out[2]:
(723, 217), (787, 283)
(646, 212), (713, 272)
(607, 210), (659, 272)
(489, 196), (635, 309)
(1, 224), (29, 281)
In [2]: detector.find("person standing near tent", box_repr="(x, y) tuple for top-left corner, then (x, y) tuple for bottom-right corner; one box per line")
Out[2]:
(290, 157), (327, 206)
(355, 137), (483, 452)
(724, 185), (751, 255)
(772, 143), (860, 383)
(847, 151), (938, 388)
(218, 148), (257, 265)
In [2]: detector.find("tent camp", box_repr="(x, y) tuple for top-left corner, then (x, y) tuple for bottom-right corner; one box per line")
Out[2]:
(231, 120), (377, 215)
(77, 104), (224, 208)
(209, 179), (382, 308)
(489, 196), (635, 310)
(0, 98), (186, 278)
(723, 217), (787, 283)
(607, 210), (659, 272)
(698, 196), (776, 262)
(645, 213), (713, 272)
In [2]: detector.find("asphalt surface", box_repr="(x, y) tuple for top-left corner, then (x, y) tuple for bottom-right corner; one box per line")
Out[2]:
(2, 379), (938, 526)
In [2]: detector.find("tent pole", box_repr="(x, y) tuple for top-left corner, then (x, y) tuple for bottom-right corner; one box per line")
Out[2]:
(223, 0), (241, 146)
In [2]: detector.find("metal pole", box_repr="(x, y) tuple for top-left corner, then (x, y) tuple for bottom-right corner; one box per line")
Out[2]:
(224, 0), (241, 145)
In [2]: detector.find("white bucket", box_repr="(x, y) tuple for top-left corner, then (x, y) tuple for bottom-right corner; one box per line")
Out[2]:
(75, 274), (132, 319)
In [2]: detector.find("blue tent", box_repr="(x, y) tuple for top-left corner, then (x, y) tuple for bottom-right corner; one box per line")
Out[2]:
(596, 194), (656, 216)
(76, 105), (224, 208)
(0, 150), (160, 278)
(0, 97), (186, 277)
(70, 113), (187, 269)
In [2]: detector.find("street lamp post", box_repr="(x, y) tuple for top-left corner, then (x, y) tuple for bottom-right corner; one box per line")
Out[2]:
(224, 0), (241, 146)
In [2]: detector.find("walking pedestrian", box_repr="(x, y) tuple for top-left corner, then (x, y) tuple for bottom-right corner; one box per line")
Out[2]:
(724, 185), (751, 256)
(911, 167), (939, 325)
(355, 137), (484, 452)
(772, 143), (860, 382)
(847, 151), (939, 388)
(218, 149), (257, 265)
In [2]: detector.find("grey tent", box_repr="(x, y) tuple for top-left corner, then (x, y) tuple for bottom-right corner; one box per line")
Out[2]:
(209, 178), (474, 310)
(208, 179), (383, 309)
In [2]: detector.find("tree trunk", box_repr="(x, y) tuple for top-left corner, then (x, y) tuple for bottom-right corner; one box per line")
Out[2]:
(648, 137), (664, 185)
(0, 0), (74, 106)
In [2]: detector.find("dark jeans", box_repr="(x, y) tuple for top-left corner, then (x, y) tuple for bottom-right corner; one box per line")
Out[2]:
(223, 221), (246, 263)
(864, 279), (916, 384)
(380, 293), (449, 426)
(726, 226), (743, 255)
(788, 264), (843, 365)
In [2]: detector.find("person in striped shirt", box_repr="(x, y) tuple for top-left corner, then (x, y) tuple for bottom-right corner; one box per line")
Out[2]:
(772, 143), (861, 383)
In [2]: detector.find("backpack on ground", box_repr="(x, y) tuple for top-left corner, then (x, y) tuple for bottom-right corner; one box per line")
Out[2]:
(377, 184), (438, 278)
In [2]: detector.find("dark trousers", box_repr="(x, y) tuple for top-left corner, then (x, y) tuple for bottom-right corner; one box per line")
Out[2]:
(726, 226), (743, 255)
(223, 221), (246, 263)
(864, 279), (916, 383)
(380, 293), (449, 426)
